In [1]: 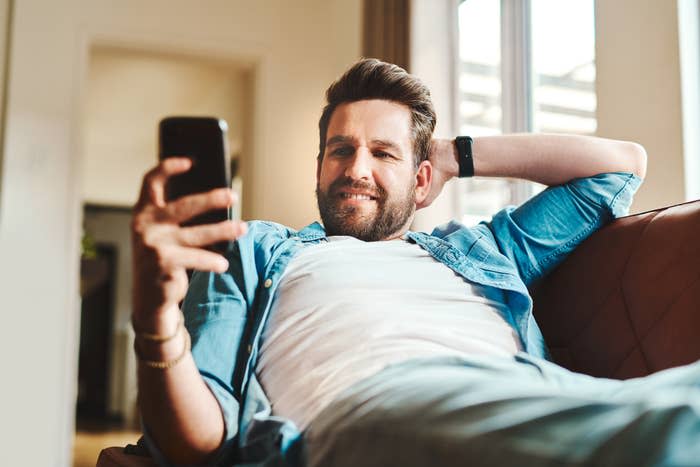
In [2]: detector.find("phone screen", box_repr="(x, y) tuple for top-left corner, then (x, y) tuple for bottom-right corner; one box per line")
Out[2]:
(158, 116), (231, 228)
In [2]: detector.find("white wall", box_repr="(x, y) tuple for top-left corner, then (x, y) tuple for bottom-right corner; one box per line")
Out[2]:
(0, 1), (361, 465)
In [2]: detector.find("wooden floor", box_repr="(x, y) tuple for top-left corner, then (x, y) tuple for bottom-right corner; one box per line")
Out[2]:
(73, 423), (141, 467)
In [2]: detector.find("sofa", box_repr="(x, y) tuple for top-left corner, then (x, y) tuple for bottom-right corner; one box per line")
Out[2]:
(97, 199), (700, 466)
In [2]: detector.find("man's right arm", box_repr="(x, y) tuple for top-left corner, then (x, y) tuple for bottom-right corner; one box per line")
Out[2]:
(131, 158), (247, 464)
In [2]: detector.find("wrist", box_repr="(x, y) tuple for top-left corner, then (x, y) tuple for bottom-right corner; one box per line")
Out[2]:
(135, 326), (190, 366)
(131, 304), (182, 337)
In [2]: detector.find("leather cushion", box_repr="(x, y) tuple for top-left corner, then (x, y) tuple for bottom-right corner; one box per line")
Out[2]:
(532, 200), (700, 379)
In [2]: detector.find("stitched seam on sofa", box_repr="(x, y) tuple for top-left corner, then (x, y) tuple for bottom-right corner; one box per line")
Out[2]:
(610, 273), (700, 378)
(563, 284), (635, 374)
(628, 272), (700, 370)
(566, 206), (656, 376)
(542, 212), (649, 372)
(615, 206), (700, 373)
(632, 214), (700, 288)
(611, 209), (666, 375)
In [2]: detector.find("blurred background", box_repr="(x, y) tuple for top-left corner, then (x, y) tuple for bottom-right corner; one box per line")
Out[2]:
(0, 0), (698, 465)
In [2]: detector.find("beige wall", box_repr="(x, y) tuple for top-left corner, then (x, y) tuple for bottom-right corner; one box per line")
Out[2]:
(596, 0), (688, 212)
(0, 1), (361, 465)
(83, 47), (251, 207)
(410, 0), (460, 232)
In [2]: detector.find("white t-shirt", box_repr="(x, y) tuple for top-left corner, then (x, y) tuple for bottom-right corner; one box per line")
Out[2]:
(256, 236), (522, 430)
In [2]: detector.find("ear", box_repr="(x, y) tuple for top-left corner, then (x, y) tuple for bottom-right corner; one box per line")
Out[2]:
(414, 160), (432, 205)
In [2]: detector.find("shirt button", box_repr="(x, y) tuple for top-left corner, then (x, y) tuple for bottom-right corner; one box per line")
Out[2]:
(247, 344), (252, 353)
(264, 278), (273, 288)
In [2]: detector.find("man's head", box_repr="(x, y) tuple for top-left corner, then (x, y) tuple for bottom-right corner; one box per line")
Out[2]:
(316, 59), (436, 241)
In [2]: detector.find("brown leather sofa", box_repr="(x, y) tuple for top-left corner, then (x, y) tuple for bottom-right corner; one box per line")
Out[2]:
(532, 199), (700, 379)
(97, 200), (700, 466)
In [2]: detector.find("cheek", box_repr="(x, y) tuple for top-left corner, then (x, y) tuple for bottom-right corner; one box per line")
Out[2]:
(317, 162), (334, 188)
(318, 168), (334, 190)
(380, 169), (413, 193)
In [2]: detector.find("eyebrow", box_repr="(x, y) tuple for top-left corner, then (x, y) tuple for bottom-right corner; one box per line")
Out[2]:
(371, 139), (402, 153)
(326, 135), (356, 146)
(326, 135), (402, 154)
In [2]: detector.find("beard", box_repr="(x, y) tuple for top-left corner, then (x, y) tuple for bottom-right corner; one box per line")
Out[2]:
(316, 177), (416, 242)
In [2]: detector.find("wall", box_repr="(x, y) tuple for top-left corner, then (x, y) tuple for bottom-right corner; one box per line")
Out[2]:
(596, 0), (689, 212)
(83, 46), (251, 207)
(0, 1), (361, 465)
(0, 0), (9, 211)
(410, 0), (460, 232)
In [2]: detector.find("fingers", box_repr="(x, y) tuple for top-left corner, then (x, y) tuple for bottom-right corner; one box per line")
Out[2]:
(166, 188), (237, 224)
(164, 245), (230, 273)
(138, 157), (192, 207)
(177, 220), (248, 247)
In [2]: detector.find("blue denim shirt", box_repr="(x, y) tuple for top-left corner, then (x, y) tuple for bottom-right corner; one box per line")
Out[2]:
(145, 172), (641, 466)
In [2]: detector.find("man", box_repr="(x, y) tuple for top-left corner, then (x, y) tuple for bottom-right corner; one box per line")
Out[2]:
(131, 59), (698, 466)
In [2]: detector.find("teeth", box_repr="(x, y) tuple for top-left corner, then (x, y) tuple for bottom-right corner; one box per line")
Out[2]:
(342, 193), (372, 200)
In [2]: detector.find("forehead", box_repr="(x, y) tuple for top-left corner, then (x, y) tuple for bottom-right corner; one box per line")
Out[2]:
(326, 99), (412, 145)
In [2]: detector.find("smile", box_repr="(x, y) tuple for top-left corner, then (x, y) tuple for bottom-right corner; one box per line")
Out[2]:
(339, 192), (376, 201)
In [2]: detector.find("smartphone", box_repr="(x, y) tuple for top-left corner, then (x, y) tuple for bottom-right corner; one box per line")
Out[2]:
(158, 116), (232, 253)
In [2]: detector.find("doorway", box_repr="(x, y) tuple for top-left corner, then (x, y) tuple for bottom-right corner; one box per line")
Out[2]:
(74, 45), (253, 465)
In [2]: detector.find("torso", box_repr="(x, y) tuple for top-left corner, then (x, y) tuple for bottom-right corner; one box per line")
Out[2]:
(256, 235), (522, 429)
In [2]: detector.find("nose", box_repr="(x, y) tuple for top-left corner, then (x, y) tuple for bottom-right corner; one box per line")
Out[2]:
(344, 148), (372, 181)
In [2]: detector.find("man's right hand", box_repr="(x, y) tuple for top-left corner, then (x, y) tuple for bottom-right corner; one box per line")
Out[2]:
(130, 157), (248, 335)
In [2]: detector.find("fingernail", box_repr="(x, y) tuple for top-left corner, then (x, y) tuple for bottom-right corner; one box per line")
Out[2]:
(239, 222), (248, 235)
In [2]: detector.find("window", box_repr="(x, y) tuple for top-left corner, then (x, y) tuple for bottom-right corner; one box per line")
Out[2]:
(456, 0), (596, 225)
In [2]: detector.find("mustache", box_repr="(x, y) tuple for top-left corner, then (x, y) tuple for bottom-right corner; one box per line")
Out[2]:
(328, 177), (385, 199)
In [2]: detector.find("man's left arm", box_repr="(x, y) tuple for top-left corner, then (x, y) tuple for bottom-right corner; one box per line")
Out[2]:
(424, 134), (646, 208)
(426, 134), (647, 287)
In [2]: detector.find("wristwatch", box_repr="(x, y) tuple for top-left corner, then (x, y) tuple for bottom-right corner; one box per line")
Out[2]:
(455, 136), (474, 178)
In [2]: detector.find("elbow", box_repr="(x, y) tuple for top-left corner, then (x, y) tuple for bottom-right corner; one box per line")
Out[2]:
(621, 141), (647, 179)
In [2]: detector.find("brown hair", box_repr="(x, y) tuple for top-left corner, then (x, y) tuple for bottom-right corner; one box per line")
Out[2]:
(318, 58), (436, 168)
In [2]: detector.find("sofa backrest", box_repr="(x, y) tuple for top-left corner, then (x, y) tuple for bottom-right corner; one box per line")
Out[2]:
(531, 200), (700, 379)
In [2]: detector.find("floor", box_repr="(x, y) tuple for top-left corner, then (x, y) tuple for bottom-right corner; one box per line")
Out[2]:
(73, 420), (141, 467)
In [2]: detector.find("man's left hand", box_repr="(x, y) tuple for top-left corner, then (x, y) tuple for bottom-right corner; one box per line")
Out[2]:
(417, 138), (459, 209)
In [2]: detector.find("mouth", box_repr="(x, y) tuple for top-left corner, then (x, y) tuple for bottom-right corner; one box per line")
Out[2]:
(338, 192), (377, 201)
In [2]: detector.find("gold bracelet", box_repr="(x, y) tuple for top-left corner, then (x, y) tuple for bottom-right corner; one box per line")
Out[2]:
(134, 330), (191, 370)
(132, 312), (184, 343)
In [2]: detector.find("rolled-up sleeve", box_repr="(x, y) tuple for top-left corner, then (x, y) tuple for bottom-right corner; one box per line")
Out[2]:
(487, 172), (642, 287)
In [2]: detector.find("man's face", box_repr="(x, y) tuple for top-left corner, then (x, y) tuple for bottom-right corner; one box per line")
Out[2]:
(316, 99), (429, 241)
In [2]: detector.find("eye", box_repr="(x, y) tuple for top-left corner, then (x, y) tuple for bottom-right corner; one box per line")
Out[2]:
(331, 146), (354, 156)
(374, 151), (394, 159)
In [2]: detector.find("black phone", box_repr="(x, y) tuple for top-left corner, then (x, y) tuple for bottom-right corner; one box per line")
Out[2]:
(158, 116), (232, 253)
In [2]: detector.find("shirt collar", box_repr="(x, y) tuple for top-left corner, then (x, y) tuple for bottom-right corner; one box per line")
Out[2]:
(296, 221), (327, 242)
(295, 221), (417, 243)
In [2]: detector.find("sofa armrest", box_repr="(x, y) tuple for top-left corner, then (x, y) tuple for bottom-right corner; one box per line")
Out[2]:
(96, 445), (157, 467)
(532, 200), (700, 379)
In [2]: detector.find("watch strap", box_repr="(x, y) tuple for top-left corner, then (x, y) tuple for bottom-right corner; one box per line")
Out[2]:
(455, 136), (474, 178)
